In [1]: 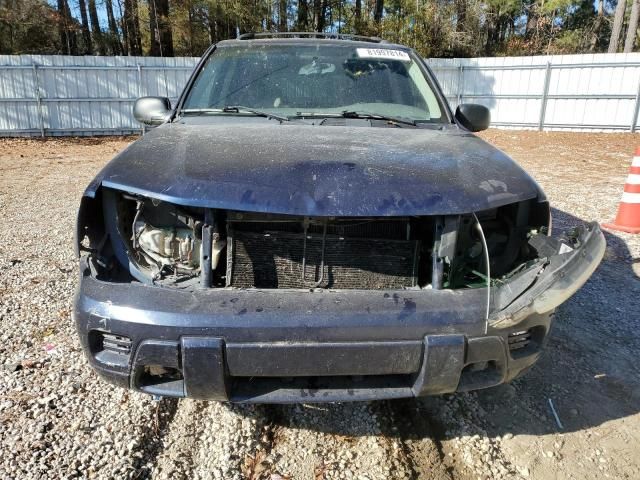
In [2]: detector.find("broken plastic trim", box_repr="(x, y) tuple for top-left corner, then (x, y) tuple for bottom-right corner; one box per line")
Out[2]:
(489, 222), (605, 329)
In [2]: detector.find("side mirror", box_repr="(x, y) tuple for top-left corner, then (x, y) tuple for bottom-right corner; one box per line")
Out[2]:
(455, 104), (491, 132)
(133, 96), (171, 126)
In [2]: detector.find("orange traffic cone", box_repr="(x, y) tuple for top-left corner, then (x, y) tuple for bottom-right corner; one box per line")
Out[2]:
(603, 147), (640, 234)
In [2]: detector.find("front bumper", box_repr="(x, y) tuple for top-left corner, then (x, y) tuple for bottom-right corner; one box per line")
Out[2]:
(74, 223), (605, 403)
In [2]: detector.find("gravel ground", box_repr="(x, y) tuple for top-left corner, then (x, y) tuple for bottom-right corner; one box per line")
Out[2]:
(0, 131), (638, 480)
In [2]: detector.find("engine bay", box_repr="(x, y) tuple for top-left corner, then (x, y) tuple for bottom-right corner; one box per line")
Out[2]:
(77, 188), (555, 294)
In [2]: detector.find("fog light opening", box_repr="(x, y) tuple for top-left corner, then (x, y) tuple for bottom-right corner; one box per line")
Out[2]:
(508, 326), (546, 359)
(138, 365), (183, 387)
(458, 360), (502, 392)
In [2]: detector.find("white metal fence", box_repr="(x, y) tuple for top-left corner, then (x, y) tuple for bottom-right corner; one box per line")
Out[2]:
(428, 53), (640, 132)
(0, 55), (198, 136)
(2, 52), (640, 136)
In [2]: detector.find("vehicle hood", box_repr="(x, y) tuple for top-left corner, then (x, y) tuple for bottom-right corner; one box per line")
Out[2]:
(89, 123), (543, 216)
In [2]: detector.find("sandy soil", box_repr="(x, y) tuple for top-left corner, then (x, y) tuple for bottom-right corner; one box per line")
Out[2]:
(0, 130), (638, 480)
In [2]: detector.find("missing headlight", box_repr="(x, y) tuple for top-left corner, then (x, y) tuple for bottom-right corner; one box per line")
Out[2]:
(126, 196), (203, 280)
(135, 216), (201, 274)
(446, 199), (551, 289)
(100, 189), (227, 287)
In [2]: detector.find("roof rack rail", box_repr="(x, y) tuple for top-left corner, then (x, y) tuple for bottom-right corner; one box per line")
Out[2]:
(237, 32), (387, 43)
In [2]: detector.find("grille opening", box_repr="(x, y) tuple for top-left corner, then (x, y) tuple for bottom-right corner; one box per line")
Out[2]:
(226, 215), (430, 290)
(229, 230), (420, 289)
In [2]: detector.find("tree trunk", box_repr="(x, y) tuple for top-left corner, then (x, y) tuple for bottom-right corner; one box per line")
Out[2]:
(625, 0), (640, 52)
(105, 0), (123, 54)
(456, 0), (466, 33)
(374, 0), (384, 24)
(320, 0), (328, 30)
(65, 0), (78, 54)
(187, 0), (194, 56)
(486, 13), (501, 53)
(88, 0), (106, 55)
(499, 16), (507, 43)
(279, 0), (287, 31)
(1, 0), (14, 53)
(118, 0), (129, 55)
(214, 0), (232, 41)
(206, 2), (218, 43)
(149, 0), (160, 55)
(158, 0), (173, 55)
(297, 0), (309, 30)
(354, 0), (362, 33)
(313, 0), (321, 31)
(149, 0), (174, 56)
(123, 0), (142, 56)
(524, 1), (537, 39)
(590, 0), (604, 51)
(78, 0), (93, 54)
(57, 0), (78, 55)
(57, 0), (67, 53)
(266, 0), (273, 31)
(609, 0), (627, 53)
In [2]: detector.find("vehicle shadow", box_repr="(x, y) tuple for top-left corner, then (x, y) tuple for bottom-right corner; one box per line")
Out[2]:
(245, 207), (639, 440)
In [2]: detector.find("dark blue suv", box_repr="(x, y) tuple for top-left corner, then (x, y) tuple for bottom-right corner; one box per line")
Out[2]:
(74, 33), (605, 403)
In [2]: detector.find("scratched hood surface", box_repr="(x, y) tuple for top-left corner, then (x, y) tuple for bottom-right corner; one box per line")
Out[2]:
(94, 123), (543, 216)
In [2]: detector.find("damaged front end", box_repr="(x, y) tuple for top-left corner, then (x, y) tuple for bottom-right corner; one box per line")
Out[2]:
(489, 222), (605, 328)
(79, 188), (603, 310)
(74, 187), (605, 401)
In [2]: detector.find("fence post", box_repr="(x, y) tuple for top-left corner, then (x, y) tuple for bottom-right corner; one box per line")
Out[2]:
(538, 62), (552, 131)
(137, 64), (145, 135)
(457, 64), (464, 107)
(136, 64), (143, 96)
(32, 64), (45, 138)
(630, 74), (640, 133)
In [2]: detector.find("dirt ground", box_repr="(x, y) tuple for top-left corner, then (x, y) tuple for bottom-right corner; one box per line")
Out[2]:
(0, 130), (638, 480)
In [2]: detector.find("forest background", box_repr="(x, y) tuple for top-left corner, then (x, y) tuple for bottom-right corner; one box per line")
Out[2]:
(1, 0), (638, 59)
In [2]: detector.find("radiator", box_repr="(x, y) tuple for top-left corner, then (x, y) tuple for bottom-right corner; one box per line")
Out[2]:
(227, 221), (419, 289)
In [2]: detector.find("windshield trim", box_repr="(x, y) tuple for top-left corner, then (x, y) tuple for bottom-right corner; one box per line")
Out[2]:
(172, 42), (454, 125)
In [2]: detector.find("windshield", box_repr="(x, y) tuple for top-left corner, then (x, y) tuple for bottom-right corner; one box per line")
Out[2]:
(182, 44), (446, 123)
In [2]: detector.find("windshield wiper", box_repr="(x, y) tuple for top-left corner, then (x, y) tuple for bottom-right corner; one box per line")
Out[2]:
(341, 111), (417, 126)
(180, 106), (290, 123)
(294, 111), (417, 127)
(222, 106), (290, 122)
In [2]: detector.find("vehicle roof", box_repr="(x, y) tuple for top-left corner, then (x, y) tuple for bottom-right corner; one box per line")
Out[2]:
(216, 36), (412, 51)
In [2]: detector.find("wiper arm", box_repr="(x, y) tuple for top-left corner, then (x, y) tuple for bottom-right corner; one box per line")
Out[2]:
(295, 112), (344, 118)
(179, 106), (289, 122)
(223, 105), (290, 122)
(341, 111), (417, 126)
(180, 108), (224, 115)
(294, 111), (417, 127)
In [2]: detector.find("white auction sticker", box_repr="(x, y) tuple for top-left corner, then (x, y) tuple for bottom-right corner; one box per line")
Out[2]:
(356, 48), (411, 62)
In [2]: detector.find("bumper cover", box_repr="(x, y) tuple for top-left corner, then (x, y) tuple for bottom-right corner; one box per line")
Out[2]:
(74, 223), (605, 403)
